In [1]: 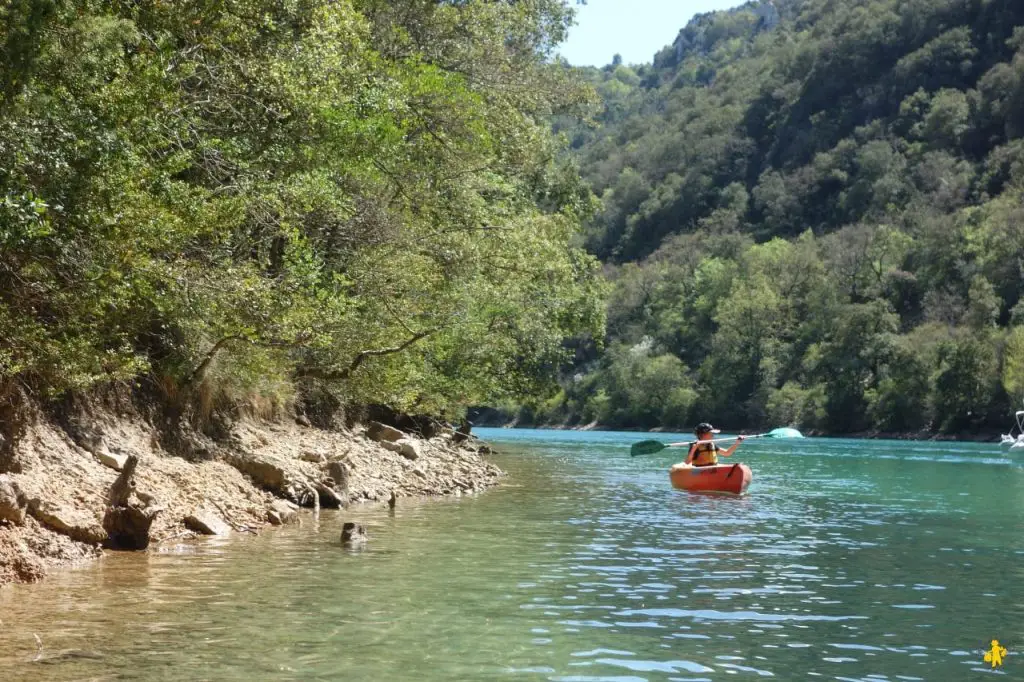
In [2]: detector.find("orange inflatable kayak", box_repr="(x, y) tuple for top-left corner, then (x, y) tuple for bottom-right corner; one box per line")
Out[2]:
(669, 462), (752, 495)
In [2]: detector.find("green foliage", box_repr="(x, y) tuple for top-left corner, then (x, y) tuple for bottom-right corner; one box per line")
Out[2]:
(0, 0), (606, 417)
(1001, 326), (1024, 407)
(526, 0), (1024, 434)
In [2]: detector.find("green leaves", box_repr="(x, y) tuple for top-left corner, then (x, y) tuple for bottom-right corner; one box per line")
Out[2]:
(0, 0), (606, 417)
(512, 0), (1024, 435)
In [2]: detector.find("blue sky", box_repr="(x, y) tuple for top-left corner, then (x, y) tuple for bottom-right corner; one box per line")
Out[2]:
(558, 0), (743, 67)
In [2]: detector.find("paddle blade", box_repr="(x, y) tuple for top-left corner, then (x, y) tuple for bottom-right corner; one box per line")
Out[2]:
(630, 440), (668, 457)
(767, 427), (804, 438)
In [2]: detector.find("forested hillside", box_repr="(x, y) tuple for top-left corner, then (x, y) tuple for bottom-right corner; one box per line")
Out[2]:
(0, 1), (604, 427)
(517, 0), (1024, 435)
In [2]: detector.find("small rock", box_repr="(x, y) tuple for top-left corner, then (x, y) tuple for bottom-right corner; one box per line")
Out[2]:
(300, 451), (326, 464)
(453, 419), (472, 443)
(184, 511), (232, 536)
(366, 421), (405, 443)
(96, 448), (129, 472)
(295, 414), (312, 427)
(341, 522), (367, 547)
(0, 474), (26, 525)
(314, 482), (346, 509)
(267, 499), (300, 525)
(326, 461), (350, 490)
(396, 439), (421, 460)
(29, 499), (107, 544)
(380, 441), (403, 454)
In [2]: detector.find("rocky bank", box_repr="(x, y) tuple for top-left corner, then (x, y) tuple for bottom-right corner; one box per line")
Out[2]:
(0, 411), (502, 586)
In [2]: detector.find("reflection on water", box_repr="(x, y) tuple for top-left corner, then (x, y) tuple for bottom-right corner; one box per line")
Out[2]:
(1, 430), (1023, 681)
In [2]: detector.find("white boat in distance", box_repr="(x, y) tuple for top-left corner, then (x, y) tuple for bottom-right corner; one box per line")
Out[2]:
(1000, 410), (1024, 449)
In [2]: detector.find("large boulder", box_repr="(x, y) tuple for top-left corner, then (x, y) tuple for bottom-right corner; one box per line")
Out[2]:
(184, 511), (231, 536)
(366, 421), (405, 443)
(96, 448), (129, 472)
(30, 499), (107, 544)
(0, 474), (26, 525)
(228, 455), (286, 491)
(225, 452), (324, 508)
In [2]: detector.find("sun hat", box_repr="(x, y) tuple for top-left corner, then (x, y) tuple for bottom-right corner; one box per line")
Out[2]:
(694, 422), (721, 435)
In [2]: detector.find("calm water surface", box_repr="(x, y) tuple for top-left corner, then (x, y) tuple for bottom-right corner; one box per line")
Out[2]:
(1, 429), (1023, 681)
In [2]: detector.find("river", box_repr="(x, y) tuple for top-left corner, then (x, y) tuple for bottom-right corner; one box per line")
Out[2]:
(1, 428), (1022, 680)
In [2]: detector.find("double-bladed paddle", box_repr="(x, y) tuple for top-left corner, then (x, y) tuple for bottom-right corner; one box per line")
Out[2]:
(629, 427), (804, 457)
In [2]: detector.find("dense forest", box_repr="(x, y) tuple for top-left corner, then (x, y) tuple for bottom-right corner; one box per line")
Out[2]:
(499, 0), (1024, 436)
(6, 0), (1024, 440)
(0, 0), (606, 429)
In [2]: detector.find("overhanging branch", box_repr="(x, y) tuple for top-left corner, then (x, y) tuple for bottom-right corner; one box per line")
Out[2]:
(184, 332), (313, 388)
(299, 328), (438, 383)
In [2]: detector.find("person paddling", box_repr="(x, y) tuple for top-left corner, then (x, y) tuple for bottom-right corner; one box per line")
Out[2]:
(685, 423), (744, 467)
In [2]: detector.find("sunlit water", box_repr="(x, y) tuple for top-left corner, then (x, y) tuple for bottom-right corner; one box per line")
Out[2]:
(2, 429), (1023, 681)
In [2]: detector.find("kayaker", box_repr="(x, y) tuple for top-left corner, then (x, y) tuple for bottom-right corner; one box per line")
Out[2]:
(685, 423), (744, 467)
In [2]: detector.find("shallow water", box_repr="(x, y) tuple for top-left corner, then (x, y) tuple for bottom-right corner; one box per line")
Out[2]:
(1, 429), (1022, 680)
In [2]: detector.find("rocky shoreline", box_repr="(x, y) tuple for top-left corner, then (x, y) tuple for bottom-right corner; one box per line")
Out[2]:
(0, 412), (502, 586)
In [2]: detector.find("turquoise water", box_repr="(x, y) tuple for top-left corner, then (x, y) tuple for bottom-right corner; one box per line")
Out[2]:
(1, 428), (1022, 680)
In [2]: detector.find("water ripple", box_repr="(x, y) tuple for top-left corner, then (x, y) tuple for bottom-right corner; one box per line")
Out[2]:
(1, 430), (1022, 681)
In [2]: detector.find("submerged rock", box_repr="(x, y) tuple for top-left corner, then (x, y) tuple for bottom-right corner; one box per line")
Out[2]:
(340, 522), (367, 547)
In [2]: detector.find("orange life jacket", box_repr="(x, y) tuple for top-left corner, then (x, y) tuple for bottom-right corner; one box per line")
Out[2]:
(691, 441), (719, 467)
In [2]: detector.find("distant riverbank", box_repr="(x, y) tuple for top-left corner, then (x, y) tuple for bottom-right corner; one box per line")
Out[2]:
(467, 411), (1006, 443)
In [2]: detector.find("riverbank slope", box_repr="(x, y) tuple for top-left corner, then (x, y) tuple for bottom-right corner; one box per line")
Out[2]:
(0, 409), (501, 586)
